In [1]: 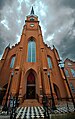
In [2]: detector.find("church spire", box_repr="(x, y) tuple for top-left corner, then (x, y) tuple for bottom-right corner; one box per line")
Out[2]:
(30, 6), (34, 15)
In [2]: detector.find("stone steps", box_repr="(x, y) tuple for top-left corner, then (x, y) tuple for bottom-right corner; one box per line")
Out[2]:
(20, 99), (42, 107)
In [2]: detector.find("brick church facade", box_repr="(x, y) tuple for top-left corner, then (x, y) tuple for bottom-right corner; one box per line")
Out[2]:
(0, 7), (75, 106)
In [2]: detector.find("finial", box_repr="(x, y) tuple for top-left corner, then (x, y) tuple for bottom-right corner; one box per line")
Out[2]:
(30, 6), (34, 15)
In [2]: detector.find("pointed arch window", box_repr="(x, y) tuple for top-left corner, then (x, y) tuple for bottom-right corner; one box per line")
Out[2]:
(69, 82), (75, 93)
(10, 56), (16, 68)
(47, 56), (52, 69)
(71, 69), (75, 77)
(28, 38), (36, 62)
(65, 69), (69, 77)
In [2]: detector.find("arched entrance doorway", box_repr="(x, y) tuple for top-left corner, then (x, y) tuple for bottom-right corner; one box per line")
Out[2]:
(53, 84), (61, 100)
(26, 72), (36, 99)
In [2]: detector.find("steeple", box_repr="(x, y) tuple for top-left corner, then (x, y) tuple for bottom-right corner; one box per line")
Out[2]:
(30, 6), (34, 15)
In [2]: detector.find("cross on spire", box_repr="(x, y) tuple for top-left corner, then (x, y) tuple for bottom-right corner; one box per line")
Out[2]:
(30, 6), (34, 15)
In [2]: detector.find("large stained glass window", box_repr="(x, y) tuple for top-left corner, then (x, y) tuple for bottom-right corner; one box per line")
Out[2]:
(47, 56), (52, 68)
(10, 56), (16, 68)
(28, 38), (36, 62)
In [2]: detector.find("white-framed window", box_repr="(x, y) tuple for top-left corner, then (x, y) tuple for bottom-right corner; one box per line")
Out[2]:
(10, 56), (16, 68)
(47, 56), (52, 69)
(71, 69), (75, 77)
(28, 38), (36, 62)
(65, 69), (69, 77)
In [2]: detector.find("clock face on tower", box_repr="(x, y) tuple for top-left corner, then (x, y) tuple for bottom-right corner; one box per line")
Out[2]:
(30, 24), (34, 27)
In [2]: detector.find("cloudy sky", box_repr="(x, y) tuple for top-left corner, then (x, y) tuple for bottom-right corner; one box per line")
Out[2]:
(0, 0), (75, 61)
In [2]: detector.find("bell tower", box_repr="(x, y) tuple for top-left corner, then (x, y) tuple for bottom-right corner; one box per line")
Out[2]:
(16, 6), (46, 103)
(25, 7), (39, 31)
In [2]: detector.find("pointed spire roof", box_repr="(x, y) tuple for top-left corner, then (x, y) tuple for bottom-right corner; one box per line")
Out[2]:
(27, 6), (38, 18)
(30, 6), (34, 15)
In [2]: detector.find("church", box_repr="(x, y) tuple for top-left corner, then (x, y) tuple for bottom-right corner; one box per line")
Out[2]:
(0, 7), (75, 109)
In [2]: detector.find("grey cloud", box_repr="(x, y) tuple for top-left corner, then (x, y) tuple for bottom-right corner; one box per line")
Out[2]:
(0, 0), (5, 10)
(0, 1), (20, 55)
(0, 0), (30, 58)
(0, 37), (6, 54)
(58, 37), (75, 60)
(61, 0), (75, 8)
(54, 22), (75, 61)
(41, 0), (75, 61)
(0, 0), (13, 10)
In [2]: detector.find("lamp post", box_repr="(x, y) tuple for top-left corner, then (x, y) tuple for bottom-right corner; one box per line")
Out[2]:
(48, 72), (56, 110)
(58, 61), (75, 111)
